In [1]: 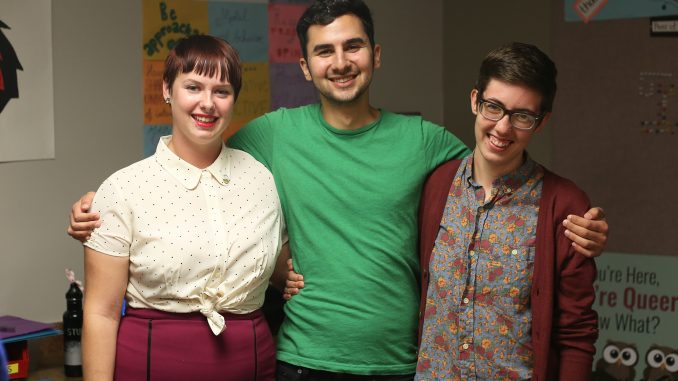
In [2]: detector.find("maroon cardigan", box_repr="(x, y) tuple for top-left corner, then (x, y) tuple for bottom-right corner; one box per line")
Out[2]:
(418, 159), (598, 381)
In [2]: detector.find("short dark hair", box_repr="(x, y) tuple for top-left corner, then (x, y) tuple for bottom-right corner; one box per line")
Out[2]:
(296, 0), (375, 60)
(475, 42), (557, 113)
(163, 35), (242, 101)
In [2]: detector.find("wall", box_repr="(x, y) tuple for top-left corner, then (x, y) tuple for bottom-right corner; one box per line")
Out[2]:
(0, 1), (445, 322)
(0, 1), (142, 322)
(368, 0), (445, 124)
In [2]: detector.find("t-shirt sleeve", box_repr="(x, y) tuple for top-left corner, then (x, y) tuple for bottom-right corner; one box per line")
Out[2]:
(84, 177), (132, 257)
(227, 113), (275, 170)
(421, 120), (471, 172)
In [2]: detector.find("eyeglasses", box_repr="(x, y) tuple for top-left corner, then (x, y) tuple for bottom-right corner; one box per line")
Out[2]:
(477, 98), (543, 130)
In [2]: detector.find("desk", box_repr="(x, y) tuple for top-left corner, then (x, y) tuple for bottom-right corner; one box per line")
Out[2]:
(25, 325), (82, 381)
(28, 367), (81, 381)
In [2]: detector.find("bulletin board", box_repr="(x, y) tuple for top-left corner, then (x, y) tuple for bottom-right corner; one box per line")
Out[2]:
(142, 0), (317, 157)
(551, 1), (678, 257)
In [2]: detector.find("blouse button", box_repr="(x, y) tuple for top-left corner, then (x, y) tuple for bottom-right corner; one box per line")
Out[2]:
(463, 298), (470, 304)
(462, 343), (469, 350)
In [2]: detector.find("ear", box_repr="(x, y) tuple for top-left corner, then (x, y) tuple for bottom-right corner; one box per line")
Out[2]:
(372, 44), (382, 69)
(162, 81), (171, 101)
(299, 57), (312, 81)
(470, 89), (479, 115)
(534, 112), (551, 133)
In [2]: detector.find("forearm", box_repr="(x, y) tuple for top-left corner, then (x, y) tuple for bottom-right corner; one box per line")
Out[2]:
(82, 312), (120, 381)
(82, 247), (128, 380)
(555, 227), (598, 379)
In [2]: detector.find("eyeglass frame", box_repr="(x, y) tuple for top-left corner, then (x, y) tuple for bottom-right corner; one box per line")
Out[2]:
(476, 98), (544, 131)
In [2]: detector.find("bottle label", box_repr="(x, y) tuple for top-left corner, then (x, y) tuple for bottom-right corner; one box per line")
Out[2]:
(64, 341), (82, 366)
(65, 327), (82, 337)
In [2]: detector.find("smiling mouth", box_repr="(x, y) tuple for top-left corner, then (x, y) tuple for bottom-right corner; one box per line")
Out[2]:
(329, 74), (357, 84)
(488, 134), (511, 148)
(193, 115), (218, 128)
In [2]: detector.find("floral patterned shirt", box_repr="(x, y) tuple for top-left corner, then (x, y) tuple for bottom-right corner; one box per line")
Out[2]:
(416, 154), (544, 381)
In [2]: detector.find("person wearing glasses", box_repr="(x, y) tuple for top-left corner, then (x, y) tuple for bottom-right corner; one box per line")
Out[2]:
(416, 42), (598, 381)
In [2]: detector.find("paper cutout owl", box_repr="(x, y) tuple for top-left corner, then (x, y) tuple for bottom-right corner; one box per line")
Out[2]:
(641, 345), (678, 381)
(592, 341), (638, 381)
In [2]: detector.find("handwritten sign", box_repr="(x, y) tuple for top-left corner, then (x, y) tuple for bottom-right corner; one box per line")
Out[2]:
(143, 125), (172, 157)
(208, 2), (268, 62)
(270, 63), (317, 109)
(268, 4), (306, 63)
(143, 60), (172, 126)
(228, 62), (270, 139)
(142, 0), (209, 60)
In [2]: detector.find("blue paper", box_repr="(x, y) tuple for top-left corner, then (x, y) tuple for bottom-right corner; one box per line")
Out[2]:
(208, 2), (269, 62)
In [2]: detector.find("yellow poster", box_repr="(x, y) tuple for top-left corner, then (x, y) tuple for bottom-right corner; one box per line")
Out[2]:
(142, 0), (209, 61)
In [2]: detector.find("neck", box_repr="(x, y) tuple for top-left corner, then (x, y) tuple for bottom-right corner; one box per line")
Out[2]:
(319, 95), (379, 130)
(168, 135), (221, 169)
(472, 150), (524, 201)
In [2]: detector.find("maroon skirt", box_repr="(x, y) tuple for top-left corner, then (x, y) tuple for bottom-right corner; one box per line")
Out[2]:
(114, 307), (275, 381)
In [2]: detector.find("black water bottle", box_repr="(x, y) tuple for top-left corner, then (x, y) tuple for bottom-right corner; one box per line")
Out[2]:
(63, 282), (83, 377)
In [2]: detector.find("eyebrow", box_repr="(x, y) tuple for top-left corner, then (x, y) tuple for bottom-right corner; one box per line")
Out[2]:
(485, 97), (540, 115)
(311, 38), (368, 53)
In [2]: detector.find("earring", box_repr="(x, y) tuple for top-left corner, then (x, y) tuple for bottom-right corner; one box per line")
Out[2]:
(164, 97), (171, 104)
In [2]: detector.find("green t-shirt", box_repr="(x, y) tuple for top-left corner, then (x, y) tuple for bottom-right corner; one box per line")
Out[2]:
(229, 104), (470, 374)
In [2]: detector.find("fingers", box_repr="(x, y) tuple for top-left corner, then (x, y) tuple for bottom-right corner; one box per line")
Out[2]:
(584, 206), (605, 220)
(80, 192), (96, 211)
(68, 204), (100, 242)
(563, 215), (609, 258)
(66, 226), (91, 243)
(283, 259), (304, 300)
(283, 280), (302, 301)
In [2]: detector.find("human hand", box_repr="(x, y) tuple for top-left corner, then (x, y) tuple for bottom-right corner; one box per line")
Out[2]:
(283, 258), (304, 301)
(563, 207), (608, 258)
(66, 191), (100, 242)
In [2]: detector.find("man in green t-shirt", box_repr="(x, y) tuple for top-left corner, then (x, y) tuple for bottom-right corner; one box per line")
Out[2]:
(68, 0), (609, 379)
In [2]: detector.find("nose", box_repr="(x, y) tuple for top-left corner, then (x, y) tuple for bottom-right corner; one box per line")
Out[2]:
(494, 114), (512, 134)
(333, 50), (350, 73)
(200, 92), (215, 112)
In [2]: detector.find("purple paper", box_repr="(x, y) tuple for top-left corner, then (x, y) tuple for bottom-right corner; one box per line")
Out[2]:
(0, 315), (53, 340)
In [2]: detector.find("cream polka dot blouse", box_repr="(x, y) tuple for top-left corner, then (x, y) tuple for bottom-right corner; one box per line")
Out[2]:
(85, 136), (285, 335)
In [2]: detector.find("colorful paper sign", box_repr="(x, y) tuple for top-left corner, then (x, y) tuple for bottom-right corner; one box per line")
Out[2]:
(143, 124), (172, 158)
(270, 62), (317, 110)
(229, 62), (270, 138)
(208, 2), (269, 62)
(566, 0), (678, 22)
(268, 4), (306, 63)
(591, 252), (678, 379)
(143, 0), (209, 60)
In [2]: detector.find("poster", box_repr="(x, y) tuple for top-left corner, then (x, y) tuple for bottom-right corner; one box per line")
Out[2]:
(142, 0), (314, 156)
(591, 252), (678, 380)
(566, 0), (678, 22)
(0, 0), (54, 162)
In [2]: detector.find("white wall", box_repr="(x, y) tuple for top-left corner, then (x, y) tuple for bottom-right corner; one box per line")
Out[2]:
(0, 1), (444, 322)
(0, 1), (142, 321)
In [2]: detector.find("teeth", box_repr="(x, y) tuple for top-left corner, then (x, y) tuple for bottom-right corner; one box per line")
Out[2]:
(489, 135), (510, 148)
(332, 76), (355, 83)
(194, 116), (216, 123)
